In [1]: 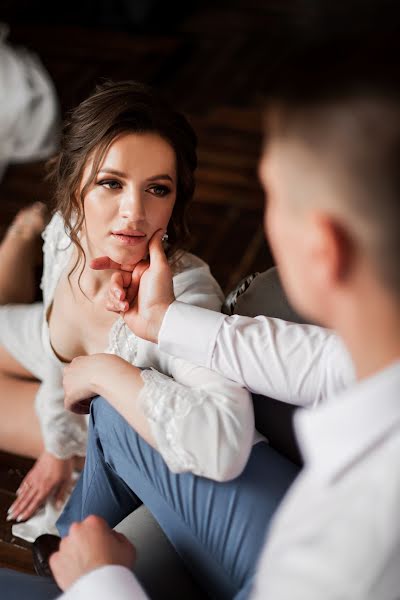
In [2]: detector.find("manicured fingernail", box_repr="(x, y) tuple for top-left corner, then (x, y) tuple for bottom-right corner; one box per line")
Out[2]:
(114, 289), (121, 300)
(7, 506), (14, 515)
(16, 515), (24, 522)
(6, 513), (14, 522)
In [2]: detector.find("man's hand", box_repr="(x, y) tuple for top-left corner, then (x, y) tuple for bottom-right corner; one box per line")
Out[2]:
(91, 229), (175, 343)
(8, 452), (75, 519)
(49, 515), (136, 592)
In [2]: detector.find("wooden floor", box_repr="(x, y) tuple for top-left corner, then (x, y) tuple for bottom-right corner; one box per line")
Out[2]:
(0, 0), (296, 574)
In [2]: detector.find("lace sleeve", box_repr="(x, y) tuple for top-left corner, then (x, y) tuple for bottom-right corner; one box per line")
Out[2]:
(35, 360), (88, 459)
(40, 212), (72, 308)
(138, 363), (254, 482)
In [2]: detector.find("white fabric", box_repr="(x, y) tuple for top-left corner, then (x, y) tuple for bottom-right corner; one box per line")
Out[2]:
(0, 302), (46, 380)
(251, 360), (400, 600)
(159, 301), (355, 406)
(60, 299), (358, 598)
(0, 23), (59, 180)
(38, 212), (256, 485)
(59, 565), (149, 600)
(11, 472), (80, 542)
(2, 213), (258, 483)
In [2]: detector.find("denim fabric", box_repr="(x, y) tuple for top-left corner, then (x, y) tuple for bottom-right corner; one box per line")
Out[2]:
(58, 397), (299, 599)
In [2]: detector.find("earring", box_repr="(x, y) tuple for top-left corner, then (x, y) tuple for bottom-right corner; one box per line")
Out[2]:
(162, 233), (169, 242)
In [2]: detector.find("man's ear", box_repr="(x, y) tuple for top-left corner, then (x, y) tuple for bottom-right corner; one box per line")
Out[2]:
(308, 212), (354, 290)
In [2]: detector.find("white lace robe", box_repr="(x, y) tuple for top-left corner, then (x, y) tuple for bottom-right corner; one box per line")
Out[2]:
(36, 213), (255, 481)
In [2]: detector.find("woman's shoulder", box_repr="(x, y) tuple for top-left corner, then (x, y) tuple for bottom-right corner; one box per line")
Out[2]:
(171, 251), (210, 276)
(171, 251), (224, 307)
(41, 211), (70, 251)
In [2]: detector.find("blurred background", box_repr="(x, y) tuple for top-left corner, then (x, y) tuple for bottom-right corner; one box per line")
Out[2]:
(1, 0), (381, 293)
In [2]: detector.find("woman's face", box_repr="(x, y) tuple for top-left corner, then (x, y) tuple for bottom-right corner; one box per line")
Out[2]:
(80, 132), (177, 265)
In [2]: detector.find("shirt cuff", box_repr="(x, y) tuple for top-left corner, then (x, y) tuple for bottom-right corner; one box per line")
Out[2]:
(158, 301), (226, 368)
(59, 565), (148, 600)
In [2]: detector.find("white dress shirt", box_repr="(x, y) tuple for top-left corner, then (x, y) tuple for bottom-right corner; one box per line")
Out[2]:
(251, 359), (400, 600)
(60, 301), (357, 599)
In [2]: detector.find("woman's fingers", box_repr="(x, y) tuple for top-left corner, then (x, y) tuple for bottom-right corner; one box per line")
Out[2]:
(108, 272), (129, 312)
(8, 485), (41, 521)
(16, 491), (43, 522)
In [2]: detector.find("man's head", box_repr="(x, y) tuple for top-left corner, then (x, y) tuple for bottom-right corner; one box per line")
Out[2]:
(259, 35), (400, 335)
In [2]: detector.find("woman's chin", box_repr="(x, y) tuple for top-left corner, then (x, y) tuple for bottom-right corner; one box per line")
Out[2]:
(109, 246), (148, 266)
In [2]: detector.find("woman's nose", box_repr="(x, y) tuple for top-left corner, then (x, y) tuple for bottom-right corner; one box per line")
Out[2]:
(119, 189), (146, 221)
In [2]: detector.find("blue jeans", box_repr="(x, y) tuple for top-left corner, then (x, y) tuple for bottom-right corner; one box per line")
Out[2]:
(0, 396), (299, 599)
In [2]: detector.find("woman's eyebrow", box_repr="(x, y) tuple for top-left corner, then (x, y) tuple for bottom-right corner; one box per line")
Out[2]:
(98, 170), (173, 183)
(98, 168), (127, 177)
(146, 174), (174, 183)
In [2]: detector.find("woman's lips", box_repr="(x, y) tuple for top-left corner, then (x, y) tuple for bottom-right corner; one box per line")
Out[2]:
(111, 232), (147, 246)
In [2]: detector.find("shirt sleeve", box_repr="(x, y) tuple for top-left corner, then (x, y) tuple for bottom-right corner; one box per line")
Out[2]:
(132, 255), (255, 482)
(159, 302), (355, 407)
(138, 358), (254, 481)
(58, 566), (149, 600)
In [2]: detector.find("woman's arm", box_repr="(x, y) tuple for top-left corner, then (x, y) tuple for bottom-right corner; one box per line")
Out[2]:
(64, 352), (254, 482)
(63, 354), (155, 448)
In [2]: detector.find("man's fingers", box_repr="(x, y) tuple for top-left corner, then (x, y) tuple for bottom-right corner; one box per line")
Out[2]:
(148, 229), (168, 267)
(126, 260), (149, 304)
(90, 256), (122, 271)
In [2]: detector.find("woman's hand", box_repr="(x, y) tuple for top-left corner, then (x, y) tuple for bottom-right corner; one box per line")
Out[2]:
(91, 229), (175, 343)
(63, 354), (106, 414)
(63, 353), (133, 414)
(7, 452), (75, 521)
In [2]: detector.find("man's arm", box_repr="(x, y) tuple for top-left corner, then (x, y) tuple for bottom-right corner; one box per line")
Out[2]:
(59, 565), (148, 600)
(159, 301), (354, 407)
(104, 233), (354, 407)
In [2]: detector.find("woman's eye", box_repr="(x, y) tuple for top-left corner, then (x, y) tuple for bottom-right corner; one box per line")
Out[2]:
(147, 184), (170, 197)
(98, 179), (122, 190)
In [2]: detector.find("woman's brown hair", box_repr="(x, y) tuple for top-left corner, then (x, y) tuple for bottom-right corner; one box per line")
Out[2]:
(48, 80), (197, 280)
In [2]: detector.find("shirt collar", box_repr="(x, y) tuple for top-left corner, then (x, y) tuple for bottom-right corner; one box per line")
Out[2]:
(294, 360), (400, 482)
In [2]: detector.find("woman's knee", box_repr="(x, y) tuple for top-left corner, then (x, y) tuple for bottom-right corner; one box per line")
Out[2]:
(91, 395), (131, 443)
(0, 344), (36, 379)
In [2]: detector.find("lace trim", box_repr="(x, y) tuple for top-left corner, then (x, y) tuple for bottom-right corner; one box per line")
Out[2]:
(139, 369), (207, 473)
(40, 411), (88, 459)
(106, 317), (138, 364)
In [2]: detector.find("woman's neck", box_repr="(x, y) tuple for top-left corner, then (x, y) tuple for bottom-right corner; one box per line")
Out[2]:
(72, 234), (132, 300)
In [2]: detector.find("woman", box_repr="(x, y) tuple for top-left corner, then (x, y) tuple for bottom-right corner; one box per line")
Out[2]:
(0, 80), (254, 527)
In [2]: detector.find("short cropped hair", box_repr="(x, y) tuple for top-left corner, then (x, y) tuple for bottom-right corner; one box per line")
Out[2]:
(264, 33), (400, 295)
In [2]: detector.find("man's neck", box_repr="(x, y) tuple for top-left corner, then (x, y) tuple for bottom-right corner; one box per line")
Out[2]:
(337, 289), (400, 381)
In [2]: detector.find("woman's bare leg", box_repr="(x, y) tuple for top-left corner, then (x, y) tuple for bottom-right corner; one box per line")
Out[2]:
(0, 202), (48, 305)
(0, 345), (43, 458)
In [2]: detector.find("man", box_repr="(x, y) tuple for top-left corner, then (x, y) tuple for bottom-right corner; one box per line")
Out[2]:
(2, 29), (399, 600)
